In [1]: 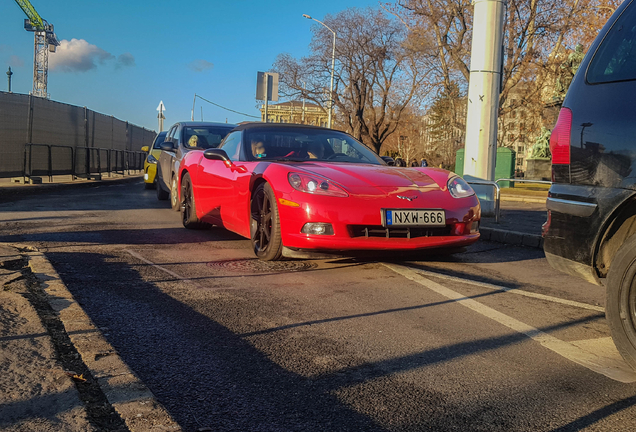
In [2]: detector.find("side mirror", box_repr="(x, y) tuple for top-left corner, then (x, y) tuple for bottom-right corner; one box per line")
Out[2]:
(203, 148), (230, 162)
(381, 156), (395, 166)
(160, 142), (175, 152)
(141, 146), (149, 153)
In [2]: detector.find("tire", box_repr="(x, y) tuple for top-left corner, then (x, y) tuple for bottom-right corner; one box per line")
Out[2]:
(170, 176), (180, 211)
(181, 173), (209, 230)
(144, 181), (154, 190)
(250, 183), (283, 261)
(606, 235), (636, 370)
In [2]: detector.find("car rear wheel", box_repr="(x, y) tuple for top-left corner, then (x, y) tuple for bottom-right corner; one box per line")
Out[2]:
(606, 235), (636, 370)
(250, 183), (283, 261)
(181, 173), (209, 230)
(170, 176), (180, 211)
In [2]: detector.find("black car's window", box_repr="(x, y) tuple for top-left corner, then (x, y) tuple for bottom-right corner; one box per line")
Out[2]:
(152, 132), (167, 149)
(172, 126), (181, 146)
(243, 127), (383, 164)
(588, 2), (636, 84)
(183, 126), (234, 149)
(166, 126), (176, 142)
(219, 131), (242, 160)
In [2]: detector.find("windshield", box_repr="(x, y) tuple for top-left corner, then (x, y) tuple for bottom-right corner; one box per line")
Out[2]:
(184, 126), (234, 149)
(244, 127), (384, 164)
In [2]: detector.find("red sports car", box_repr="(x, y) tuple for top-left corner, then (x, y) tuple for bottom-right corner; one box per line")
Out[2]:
(178, 123), (481, 260)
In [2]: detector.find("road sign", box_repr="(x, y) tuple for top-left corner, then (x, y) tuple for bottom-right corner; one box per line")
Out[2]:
(256, 72), (279, 102)
(156, 101), (166, 112)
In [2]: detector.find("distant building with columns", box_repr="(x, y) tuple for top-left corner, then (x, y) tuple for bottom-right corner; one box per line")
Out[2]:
(259, 101), (328, 127)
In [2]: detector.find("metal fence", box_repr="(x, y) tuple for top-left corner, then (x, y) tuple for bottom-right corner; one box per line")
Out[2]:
(466, 178), (550, 223)
(0, 91), (155, 179)
(23, 143), (146, 181)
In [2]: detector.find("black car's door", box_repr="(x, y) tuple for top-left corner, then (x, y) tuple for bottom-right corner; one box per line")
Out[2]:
(158, 125), (179, 190)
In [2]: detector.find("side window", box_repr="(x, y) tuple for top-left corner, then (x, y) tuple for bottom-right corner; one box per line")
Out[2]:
(588, 3), (636, 84)
(219, 131), (243, 160)
(166, 127), (175, 142)
(172, 126), (181, 146)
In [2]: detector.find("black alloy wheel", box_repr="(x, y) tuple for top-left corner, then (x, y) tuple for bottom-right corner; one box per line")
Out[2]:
(250, 183), (283, 261)
(606, 235), (636, 370)
(181, 173), (209, 230)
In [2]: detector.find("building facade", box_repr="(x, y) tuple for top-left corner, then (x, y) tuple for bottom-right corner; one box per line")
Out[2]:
(259, 101), (328, 127)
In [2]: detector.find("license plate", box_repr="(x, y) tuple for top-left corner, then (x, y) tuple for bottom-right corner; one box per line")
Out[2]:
(384, 209), (446, 227)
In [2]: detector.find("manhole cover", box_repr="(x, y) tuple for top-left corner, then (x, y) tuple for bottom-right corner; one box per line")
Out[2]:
(207, 258), (317, 273)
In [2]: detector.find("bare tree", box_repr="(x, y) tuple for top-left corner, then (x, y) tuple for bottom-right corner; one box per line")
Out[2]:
(273, 8), (431, 153)
(396, 0), (621, 141)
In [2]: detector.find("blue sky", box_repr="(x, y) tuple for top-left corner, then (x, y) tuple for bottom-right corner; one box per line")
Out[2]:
(1, 0), (381, 131)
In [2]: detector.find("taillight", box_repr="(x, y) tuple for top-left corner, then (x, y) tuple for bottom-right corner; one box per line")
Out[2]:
(550, 108), (572, 165)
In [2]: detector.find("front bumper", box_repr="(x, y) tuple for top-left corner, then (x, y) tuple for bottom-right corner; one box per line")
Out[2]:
(144, 162), (157, 184)
(277, 190), (481, 252)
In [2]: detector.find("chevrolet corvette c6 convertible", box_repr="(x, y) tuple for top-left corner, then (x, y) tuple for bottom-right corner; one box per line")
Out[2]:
(178, 123), (481, 261)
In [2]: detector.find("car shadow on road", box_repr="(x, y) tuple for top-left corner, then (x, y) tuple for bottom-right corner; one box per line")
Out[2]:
(550, 394), (636, 431)
(42, 250), (627, 431)
(45, 250), (387, 432)
(0, 227), (246, 246)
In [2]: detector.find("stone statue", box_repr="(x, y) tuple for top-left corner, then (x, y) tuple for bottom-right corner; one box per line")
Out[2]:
(555, 44), (585, 98)
(528, 126), (552, 159)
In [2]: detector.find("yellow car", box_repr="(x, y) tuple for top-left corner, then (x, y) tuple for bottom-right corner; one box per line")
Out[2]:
(142, 131), (167, 189)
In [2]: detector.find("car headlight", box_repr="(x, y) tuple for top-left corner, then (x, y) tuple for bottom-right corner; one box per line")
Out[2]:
(288, 172), (348, 197)
(147, 154), (158, 164)
(447, 176), (475, 198)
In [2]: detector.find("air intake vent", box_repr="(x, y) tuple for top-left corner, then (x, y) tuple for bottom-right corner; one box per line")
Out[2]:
(349, 225), (452, 239)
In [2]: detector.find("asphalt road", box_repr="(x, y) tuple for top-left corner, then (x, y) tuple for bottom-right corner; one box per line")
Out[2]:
(1, 181), (636, 432)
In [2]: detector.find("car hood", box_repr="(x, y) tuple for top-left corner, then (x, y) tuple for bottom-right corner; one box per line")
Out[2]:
(292, 163), (444, 193)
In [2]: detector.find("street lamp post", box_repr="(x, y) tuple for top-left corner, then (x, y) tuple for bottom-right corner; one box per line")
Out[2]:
(303, 14), (335, 129)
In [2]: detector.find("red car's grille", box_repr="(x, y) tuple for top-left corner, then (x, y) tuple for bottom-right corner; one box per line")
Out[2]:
(349, 225), (452, 239)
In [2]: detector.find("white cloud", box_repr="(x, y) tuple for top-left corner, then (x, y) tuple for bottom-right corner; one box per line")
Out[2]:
(49, 39), (115, 72)
(188, 59), (214, 72)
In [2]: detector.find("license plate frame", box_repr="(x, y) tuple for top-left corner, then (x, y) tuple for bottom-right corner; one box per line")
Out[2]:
(382, 209), (446, 227)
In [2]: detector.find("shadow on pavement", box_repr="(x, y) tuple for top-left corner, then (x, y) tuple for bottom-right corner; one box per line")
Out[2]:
(43, 250), (623, 431)
(0, 227), (245, 246)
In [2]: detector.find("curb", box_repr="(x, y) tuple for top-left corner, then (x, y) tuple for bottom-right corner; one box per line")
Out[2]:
(0, 175), (144, 202)
(480, 227), (544, 249)
(18, 244), (181, 432)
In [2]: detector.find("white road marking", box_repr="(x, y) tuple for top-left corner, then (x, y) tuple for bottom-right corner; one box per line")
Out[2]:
(383, 262), (636, 383)
(413, 267), (604, 312)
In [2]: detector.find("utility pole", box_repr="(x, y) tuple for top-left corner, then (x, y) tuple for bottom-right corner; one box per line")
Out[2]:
(7, 67), (13, 92)
(463, 0), (506, 180)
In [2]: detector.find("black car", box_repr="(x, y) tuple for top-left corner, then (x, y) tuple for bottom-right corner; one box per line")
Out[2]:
(156, 121), (236, 210)
(544, 0), (636, 369)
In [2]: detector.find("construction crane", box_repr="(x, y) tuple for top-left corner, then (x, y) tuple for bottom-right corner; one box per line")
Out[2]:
(13, 0), (60, 98)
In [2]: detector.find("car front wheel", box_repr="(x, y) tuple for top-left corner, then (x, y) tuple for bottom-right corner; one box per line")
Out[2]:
(250, 183), (283, 261)
(606, 235), (636, 370)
